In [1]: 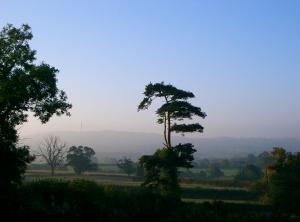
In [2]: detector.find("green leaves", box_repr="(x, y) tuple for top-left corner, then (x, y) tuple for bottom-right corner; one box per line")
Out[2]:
(139, 143), (196, 197)
(0, 24), (72, 132)
(117, 157), (136, 176)
(0, 24), (35, 74)
(173, 143), (196, 168)
(156, 101), (206, 120)
(262, 148), (300, 213)
(66, 146), (97, 175)
(138, 82), (195, 111)
(170, 123), (204, 133)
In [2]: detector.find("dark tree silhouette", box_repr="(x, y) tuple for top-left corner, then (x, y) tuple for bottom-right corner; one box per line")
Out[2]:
(37, 136), (67, 176)
(138, 82), (206, 148)
(117, 157), (136, 176)
(138, 82), (206, 196)
(66, 145), (98, 175)
(0, 24), (72, 189)
(262, 147), (300, 213)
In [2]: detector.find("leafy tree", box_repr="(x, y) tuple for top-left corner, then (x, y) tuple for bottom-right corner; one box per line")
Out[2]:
(0, 24), (71, 189)
(235, 164), (263, 182)
(138, 82), (206, 196)
(117, 157), (136, 176)
(262, 147), (300, 213)
(140, 148), (180, 196)
(37, 136), (67, 176)
(66, 145), (98, 175)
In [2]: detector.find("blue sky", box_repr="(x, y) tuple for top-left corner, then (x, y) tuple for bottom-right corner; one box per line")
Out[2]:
(1, 0), (300, 138)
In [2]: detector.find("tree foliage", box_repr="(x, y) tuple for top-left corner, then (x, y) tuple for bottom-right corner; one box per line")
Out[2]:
(262, 147), (300, 213)
(0, 24), (71, 188)
(0, 143), (34, 189)
(117, 157), (136, 176)
(66, 145), (98, 175)
(138, 82), (206, 148)
(140, 143), (196, 196)
(0, 24), (71, 128)
(37, 136), (67, 176)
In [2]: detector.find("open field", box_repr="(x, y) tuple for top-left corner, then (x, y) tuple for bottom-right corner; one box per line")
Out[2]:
(180, 168), (239, 177)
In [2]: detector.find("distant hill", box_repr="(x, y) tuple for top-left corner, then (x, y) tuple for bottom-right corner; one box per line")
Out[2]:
(20, 130), (300, 161)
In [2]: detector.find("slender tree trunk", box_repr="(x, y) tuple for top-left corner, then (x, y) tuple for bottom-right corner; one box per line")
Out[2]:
(265, 167), (268, 184)
(163, 96), (171, 148)
(167, 112), (171, 148)
(163, 114), (168, 147)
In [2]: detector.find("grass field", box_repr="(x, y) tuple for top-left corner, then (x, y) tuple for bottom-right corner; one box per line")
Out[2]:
(179, 168), (239, 176)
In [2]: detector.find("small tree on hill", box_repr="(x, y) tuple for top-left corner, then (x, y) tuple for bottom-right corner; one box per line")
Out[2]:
(138, 82), (206, 196)
(66, 145), (98, 175)
(37, 136), (67, 176)
(117, 157), (136, 176)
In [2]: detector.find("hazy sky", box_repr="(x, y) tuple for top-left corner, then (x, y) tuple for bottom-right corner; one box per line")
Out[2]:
(1, 0), (300, 138)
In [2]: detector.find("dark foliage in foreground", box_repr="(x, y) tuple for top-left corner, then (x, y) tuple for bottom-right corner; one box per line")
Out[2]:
(261, 148), (300, 213)
(0, 179), (298, 222)
(0, 24), (71, 189)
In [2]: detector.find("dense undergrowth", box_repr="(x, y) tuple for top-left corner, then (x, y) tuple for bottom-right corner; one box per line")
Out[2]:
(0, 179), (298, 222)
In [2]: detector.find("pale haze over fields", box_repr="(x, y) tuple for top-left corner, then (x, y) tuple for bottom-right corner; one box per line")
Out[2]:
(1, 0), (300, 138)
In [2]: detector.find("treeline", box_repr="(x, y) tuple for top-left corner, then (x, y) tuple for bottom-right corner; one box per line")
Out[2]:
(194, 152), (273, 169)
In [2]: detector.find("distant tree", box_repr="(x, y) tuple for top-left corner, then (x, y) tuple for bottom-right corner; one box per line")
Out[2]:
(262, 147), (300, 213)
(0, 24), (71, 189)
(235, 164), (263, 182)
(37, 136), (67, 176)
(207, 164), (224, 178)
(66, 146), (97, 175)
(117, 157), (136, 176)
(138, 82), (206, 196)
